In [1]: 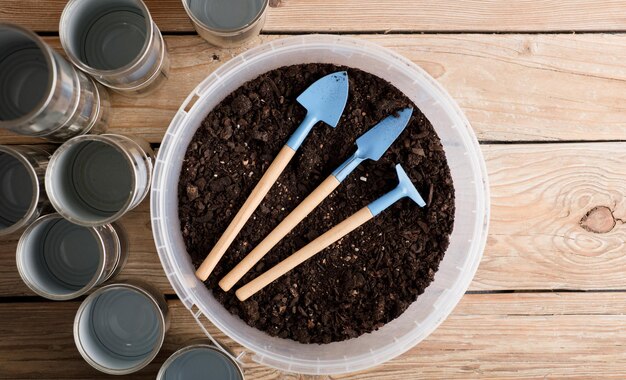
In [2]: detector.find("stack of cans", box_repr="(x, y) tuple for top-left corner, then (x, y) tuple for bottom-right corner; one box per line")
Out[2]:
(0, 0), (166, 236)
(0, 0), (166, 287)
(0, 0), (167, 375)
(1, 0), (250, 377)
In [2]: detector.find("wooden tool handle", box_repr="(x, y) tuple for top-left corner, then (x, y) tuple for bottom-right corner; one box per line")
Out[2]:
(219, 175), (341, 291)
(235, 206), (373, 301)
(195, 145), (296, 281)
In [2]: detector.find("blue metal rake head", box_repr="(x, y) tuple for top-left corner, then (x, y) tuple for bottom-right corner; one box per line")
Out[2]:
(367, 164), (426, 216)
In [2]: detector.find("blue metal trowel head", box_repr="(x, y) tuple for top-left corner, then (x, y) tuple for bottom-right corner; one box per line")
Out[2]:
(332, 107), (413, 182)
(296, 71), (349, 128)
(355, 107), (413, 161)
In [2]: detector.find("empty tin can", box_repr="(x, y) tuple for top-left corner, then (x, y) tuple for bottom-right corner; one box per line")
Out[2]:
(0, 145), (54, 236)
(60, 0), (170, 95)
(16, 213), (128, 300)
(157, 342), (244, 380)
(0, 23), (109, 141)
(45, 134), (154, 226)
(74, 280), (170, 375)
(182, 0), (268, 47)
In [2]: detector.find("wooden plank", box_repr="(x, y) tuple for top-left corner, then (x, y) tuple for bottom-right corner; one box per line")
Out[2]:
(2, 292), (626, 379)
(2, 143), (626, 296)
(267, 0), (626, 33)
(3, 0), (626, 33)
(3, 33), (626, 144)
(477, 142), (626, 291)
(0, 299), (274, 379)
(0, 201), (171, 297)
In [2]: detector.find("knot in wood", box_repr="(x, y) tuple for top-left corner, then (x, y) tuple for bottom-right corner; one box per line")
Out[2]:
(579, 206), (616, 234)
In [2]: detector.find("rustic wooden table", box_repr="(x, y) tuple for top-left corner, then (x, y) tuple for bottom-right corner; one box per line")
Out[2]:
(2, 1), (626, 378)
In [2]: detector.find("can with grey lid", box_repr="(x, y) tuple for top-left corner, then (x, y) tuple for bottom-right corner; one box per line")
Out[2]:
(0, 23), (109, 141)
(16, 213), (128, 300)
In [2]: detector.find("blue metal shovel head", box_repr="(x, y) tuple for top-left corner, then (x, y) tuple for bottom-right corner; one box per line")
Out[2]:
(395, 164), (426, 207)
(355, 107), (413, 161)
(296, 71), (349, 128)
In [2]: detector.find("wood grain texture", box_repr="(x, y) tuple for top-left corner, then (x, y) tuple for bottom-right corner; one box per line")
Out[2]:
(3, 33), (626, 144)
(3, 292), (626, 379)
(2, 0), (626, 33)
(2, 143), (626, 296)
(477, 143), (626, 291)
(267, 0), (626, 33)
(0, 201), (173, 297)
(0, 300), (273, 379)
(1, 1), (623, 379)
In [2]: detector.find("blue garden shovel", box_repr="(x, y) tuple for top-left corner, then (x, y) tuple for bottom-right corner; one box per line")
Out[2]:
(220, 108), (413, 291)
(236, 164), (426, 301)
(196, 71), (349, 281)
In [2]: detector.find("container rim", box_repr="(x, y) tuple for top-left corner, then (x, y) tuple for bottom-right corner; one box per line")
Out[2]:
(181, 0), (269, 35)
(0, 22), (57, 129)
(15, 213), (109, 301)
(45, 134), (141, 227)
(151, 34), (490, 375)
(59, 0), (156, 76)
(0, 145), (42, 236)
(73, 281), (167, 375)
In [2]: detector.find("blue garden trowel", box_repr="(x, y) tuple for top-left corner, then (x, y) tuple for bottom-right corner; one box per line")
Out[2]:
(196, 71), (349, 281)
(236, 164), (426, 301)
(220, 108), (413, 291)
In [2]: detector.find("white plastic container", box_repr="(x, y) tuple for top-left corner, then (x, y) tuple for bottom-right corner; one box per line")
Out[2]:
(151, 35), (489, 375)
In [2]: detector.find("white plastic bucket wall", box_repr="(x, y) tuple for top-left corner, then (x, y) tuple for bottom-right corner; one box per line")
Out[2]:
(151, 35), (489, 375)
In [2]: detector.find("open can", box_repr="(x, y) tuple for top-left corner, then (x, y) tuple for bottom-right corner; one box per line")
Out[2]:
(157, 341), (244, 380)
(181, 0), (268, 47)
(74, 280), (170, 374)
(0, 23), (109, 141)
(0, 145), (54, 236)
(45, 134), (154, 226)
(16, 213), (129, 300)
(60, 0), (170, 95)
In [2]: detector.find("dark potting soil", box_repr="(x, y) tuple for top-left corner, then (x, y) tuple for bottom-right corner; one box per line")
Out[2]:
(178, 64), (455, 344)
